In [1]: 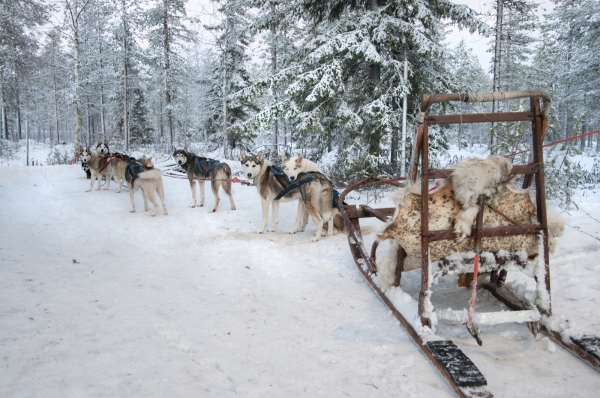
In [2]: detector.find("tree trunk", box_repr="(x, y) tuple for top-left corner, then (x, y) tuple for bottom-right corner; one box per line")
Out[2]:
(221, 16), (230, 159)
(66, 0), (87, 150)
(53, 67), (60, 145)
(123, 0), (129, 151)
(98, 7), (106, 140)
(271, 22), (278, 161)
(163, 0), (174, 148)
(491, 0), (503, 148)
(15, 75), (22, 140)
(1, 66), (7, 140)
(368, 0), (381, 158)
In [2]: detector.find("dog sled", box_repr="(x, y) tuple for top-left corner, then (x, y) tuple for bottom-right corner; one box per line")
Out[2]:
(338, 90), (600, 397)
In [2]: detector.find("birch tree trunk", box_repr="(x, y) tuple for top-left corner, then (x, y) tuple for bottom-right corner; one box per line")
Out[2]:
(491, 0), (503, 148)
(271, 22), (278, 161)
(221, 16), (230, 159)
(66, 0), (90, 150)
(163, 0), (174, 148)
(122, 0), (129, 151)
(98, 7), (106, 140)
(0, 66), (6, 140)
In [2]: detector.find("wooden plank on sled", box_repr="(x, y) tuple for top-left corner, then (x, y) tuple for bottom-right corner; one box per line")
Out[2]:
(427, 111), (534, 125)
(426, 164), (541, 180)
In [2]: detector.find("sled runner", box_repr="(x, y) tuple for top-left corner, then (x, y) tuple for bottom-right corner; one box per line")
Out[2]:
(339, 90), (600, 397)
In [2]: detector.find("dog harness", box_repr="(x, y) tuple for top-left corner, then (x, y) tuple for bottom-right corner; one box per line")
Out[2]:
(269, 166), (314, 200)
(126, 162), (145, 186)
(332, 189), (347, 208)
(194, 157), (227, 178)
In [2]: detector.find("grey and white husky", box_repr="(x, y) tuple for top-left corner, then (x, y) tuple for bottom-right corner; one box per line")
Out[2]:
(124, 156), (168, 216)
(172, 147), (236, 212)
(282, 155), (342, 242)
(240, 151), (308, 234)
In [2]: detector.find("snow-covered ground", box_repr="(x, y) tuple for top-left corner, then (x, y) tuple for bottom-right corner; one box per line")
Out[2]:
(1, 143), (600, 397)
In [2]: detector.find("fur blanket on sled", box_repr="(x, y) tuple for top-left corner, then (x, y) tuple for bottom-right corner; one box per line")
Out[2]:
(377, 155), (564, 291)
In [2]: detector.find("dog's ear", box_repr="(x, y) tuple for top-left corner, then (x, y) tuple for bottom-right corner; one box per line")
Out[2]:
(257, 152), (263, 162)
(104, 140), (108, 145)
(239, 151), (246, 161)
(172, 145), (177, 153)
(282, 154), (288, 163)
(296, 154), (304, 163)
(184, 145), (189, 153)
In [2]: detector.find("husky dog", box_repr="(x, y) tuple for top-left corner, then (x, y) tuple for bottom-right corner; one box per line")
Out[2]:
(172, 147), (236, 212)
(96, 141), (110, 155)
(109, 155), (128, 193)
(282, 155), (341, 242)
(77, 146), (91, 179)
(240, 151), (308, 234)
(81, 147), (115, 192)
(124, 156), (168, 216)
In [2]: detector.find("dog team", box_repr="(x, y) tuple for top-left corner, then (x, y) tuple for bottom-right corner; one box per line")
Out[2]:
(77, 142), (343, 242)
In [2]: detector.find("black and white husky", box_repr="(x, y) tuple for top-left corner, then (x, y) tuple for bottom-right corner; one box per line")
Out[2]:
(96, 141), (110, 155)
(240, 151), (309, 234)
(172, 147), (236, 212)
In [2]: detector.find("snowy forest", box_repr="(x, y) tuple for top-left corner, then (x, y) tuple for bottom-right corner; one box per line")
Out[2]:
(1, 0), (599, 181)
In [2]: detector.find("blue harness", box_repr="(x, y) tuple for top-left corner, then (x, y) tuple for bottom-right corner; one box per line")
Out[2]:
(127, 163), (144, 186)
(194, 157), (224, 178)
(269, 166), (314, 200)
(332, 189), (347, 208)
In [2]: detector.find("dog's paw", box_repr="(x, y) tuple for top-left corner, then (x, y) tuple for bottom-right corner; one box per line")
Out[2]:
(256, 230), (264, 234)
(310, 236), (321, 242)
(189, 205), (196, 208)
(85, 189), (91, 192)
(129, 209), (136, 213)
(286, 230), (297, 234)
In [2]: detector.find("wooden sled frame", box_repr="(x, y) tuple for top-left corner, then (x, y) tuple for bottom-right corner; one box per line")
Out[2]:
(339, 92), (600, 396)
(341, 90), (553, 322)
(339, 90), (600, 374)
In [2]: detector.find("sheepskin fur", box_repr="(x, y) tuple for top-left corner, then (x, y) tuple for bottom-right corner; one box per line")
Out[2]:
(377, 174), (564, 291)
(449, 155), (514, 240)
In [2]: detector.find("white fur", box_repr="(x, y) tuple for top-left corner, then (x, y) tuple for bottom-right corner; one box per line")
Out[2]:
(281, 154), (320, 181)
(129, 167), (168, 217)
(449, 155), (513, 240)
(240, 151), (308, 234)
(282, 154), (337, 242)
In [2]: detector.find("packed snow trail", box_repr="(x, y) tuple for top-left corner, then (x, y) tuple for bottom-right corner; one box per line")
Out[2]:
(1, 164), (600, 397)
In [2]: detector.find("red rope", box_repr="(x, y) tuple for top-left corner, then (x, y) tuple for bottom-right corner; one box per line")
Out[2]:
(468, 253), (480, 325)
(506, 129), (600, 158)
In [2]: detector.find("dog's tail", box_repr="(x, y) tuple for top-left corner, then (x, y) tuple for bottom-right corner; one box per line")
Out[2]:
(138, 169), (163, 180)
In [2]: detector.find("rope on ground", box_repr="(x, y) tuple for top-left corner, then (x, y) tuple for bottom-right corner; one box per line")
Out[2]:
(565, 223), (600, 242)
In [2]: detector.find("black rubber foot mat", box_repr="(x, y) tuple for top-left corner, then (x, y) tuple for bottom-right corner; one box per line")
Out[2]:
(571, 335), (600, 363)
(427, 340), (487, 387)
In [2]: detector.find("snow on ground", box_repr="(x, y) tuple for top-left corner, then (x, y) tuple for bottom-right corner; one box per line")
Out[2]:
(1, 143), (600, 397)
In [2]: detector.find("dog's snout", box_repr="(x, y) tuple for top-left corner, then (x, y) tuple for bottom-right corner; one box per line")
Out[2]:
(290, 176), (296, 181)
(247, 173), (252, 178)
